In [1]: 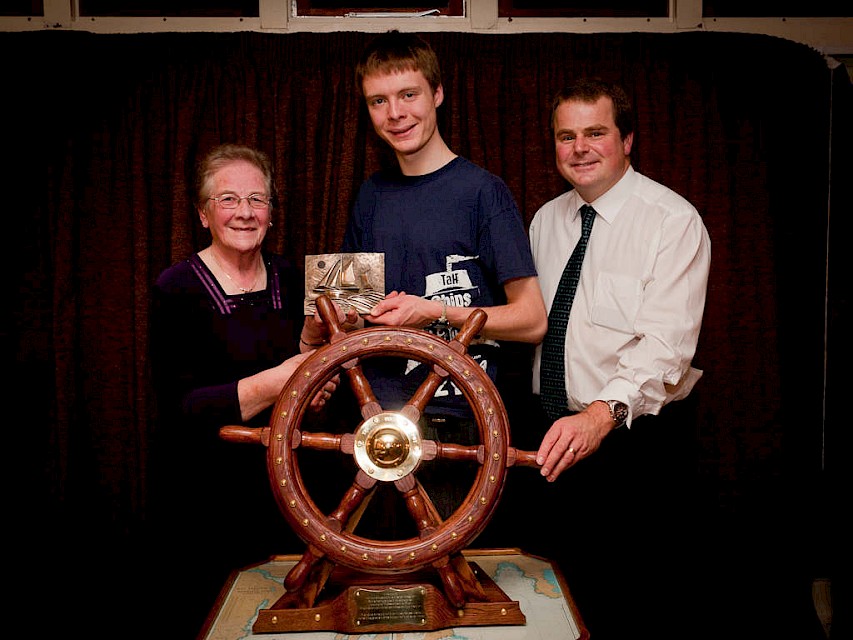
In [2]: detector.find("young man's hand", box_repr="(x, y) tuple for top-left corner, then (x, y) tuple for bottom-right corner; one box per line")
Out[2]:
(367, 291), (441, 329)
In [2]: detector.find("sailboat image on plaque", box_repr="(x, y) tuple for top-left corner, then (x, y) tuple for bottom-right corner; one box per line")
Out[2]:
(304, 253), (385, 315)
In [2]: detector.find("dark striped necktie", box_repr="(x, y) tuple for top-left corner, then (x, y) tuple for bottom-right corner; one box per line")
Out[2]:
(539, 204), (597, 421)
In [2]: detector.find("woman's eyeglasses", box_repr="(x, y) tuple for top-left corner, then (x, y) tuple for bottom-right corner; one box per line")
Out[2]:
(209, 193), (271, 209)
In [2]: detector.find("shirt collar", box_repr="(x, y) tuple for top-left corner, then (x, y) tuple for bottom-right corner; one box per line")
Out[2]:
(567, 165), (636, 224)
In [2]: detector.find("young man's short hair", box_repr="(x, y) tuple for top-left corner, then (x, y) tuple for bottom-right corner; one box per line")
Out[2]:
(356, 30), (442, 96)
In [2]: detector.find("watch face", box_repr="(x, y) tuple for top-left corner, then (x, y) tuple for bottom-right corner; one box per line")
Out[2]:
(609, 401), (628, 425)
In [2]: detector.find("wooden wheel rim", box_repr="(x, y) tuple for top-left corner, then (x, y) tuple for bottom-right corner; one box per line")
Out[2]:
(267, 324), (510, 575)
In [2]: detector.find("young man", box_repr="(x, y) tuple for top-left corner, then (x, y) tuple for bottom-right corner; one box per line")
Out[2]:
(341, 31), (546, 523)
(527, 79), (711, 639)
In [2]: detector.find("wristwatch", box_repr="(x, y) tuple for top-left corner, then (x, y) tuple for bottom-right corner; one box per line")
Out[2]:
(604, 400), (629, 428)
(425, 300), (453, 341)
(438, 300), (448, 324)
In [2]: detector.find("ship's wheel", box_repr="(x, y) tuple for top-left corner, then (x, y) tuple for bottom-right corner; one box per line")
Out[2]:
(220, 294), (539, 634)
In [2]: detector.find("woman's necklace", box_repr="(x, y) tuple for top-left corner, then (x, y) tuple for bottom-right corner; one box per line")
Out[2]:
(210, 251), (264, 294)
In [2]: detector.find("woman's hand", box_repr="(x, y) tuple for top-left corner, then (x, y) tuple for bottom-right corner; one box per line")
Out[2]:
(309, 373), (342, 411)
(238, 351), (313, 422)
(300, 302), (360, 350)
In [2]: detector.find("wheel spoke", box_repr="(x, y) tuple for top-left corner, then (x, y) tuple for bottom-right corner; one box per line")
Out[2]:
(417, 439), (481, 464)
(450, 308), (487, 351)
(315, 295), (348, 342)
(294, 430), (352, 452)
(394, 474), (441, 535)
(396, 361), (456, 427)
(507, 447), (541, 468)
(327, 470), (377, 532)
(433, 441), (482, 463)
(404, 368), (446, 417)
(344, 363), (383, 419)
(218, 425), (267, 445)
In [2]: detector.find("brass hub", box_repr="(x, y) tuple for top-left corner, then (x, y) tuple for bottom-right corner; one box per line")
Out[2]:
(367, 427), (410, 467)
(353, 412), (422, 481)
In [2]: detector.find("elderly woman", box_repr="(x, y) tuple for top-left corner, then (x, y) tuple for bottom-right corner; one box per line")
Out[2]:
(153, 144), (335, 426)
(149, 143), (343, 637)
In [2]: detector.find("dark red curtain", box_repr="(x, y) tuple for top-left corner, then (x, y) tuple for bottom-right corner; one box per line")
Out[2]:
(5, 29), (849, 636)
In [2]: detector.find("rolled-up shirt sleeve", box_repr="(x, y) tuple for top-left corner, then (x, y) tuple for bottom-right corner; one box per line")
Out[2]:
(598, 204), (710, 418)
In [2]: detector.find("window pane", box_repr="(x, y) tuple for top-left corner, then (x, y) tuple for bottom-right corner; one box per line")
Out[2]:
(499, 0), (668, 18)
(704, 0), (852, 17)
(78, 0), (259, 17)
(295, 0), (462, 16)
(309, 0), (442, 6)
(0, 1), (43, 15)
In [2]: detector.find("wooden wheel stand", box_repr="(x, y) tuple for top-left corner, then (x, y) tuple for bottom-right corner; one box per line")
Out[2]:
(251, 556), (525, 634)
(220, 295), (540, 635)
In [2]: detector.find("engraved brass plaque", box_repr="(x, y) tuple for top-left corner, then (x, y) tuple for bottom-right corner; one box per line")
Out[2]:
(354, 586), (426, 627)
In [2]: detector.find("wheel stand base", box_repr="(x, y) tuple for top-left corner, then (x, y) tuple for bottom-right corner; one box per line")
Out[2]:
(252, 562), (526, 634)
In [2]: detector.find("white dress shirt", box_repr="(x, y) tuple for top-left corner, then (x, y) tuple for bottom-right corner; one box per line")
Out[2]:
(529, 166), (711, 424)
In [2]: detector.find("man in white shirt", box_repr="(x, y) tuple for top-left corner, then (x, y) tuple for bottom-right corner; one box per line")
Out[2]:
(526, 78), (711, 639)
(530, 80), (710, 480)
